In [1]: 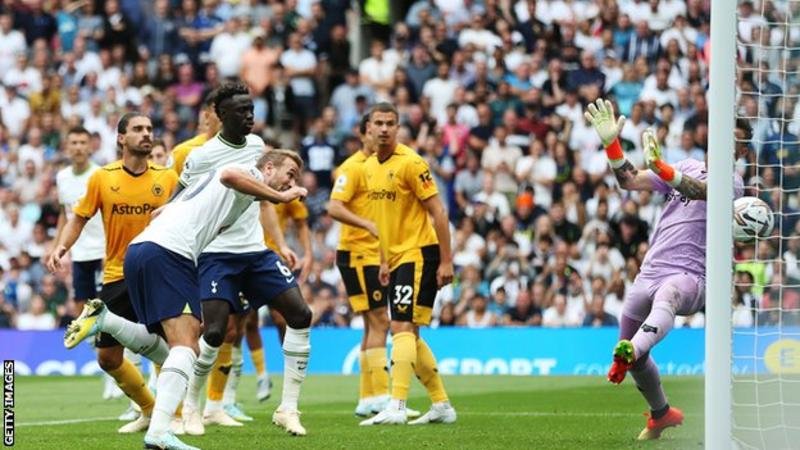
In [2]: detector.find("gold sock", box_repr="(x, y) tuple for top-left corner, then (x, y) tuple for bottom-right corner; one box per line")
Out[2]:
(390, 332), (416, 401)
(207, 342), (232, 402)
(359, 350), (374, 399)
(365, 347), (389, 397)
(415, 338), (449, 403)
(107, 358), (155, 416)
(250, 348), (266, 377)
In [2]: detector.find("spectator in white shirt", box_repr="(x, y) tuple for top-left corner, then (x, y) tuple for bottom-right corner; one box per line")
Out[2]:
(0, 12), (26, 76)
(358, 40), (396, 101)
(15, 295), (56, 330)
(543, 293), (582, 327)
(280, 32), (318, 134)
(422, 62), (459, 125)
(209, 16), (253, 79)
(472, 173), (511, 220)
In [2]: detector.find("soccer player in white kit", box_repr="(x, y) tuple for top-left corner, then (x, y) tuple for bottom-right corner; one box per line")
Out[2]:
(50, 126), (117, 397)
(125, 153), (306, 450)
(176, 82), (313, 437)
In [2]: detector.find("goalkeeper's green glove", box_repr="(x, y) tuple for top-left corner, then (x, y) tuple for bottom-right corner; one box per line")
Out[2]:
(584, 98), (627, 168)
(642, 128), (682, 187)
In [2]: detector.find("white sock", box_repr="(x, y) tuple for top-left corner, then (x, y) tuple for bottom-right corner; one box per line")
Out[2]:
(147, 361), (158, 393)
(148, 346), (195, 436)
(101, 311), (168, 365)
(204, 399), (222, 414)
(389, 398), (406, 411)
(279, 327), (310, 412)
(184, 336), (219, 412)
(223, 346), (243, 406)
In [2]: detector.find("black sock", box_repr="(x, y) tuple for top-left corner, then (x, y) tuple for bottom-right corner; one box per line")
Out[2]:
(651, 403), (670, 420)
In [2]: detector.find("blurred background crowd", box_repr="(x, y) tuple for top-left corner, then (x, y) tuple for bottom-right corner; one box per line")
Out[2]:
(0, 0), (798, 331)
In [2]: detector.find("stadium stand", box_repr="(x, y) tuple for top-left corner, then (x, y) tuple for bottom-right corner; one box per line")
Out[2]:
(0, 0), (794, 332)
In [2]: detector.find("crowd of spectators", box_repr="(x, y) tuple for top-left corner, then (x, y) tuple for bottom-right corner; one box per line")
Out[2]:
(0, 0), (798, 331)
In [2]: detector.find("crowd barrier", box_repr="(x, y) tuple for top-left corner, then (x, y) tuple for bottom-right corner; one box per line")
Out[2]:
(1, 327), (797, 376)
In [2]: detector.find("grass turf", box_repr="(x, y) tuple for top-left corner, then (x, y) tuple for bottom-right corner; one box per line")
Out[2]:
(12, 375), (705, 449)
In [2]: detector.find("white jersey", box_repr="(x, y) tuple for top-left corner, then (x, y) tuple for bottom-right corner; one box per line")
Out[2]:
(180, 133), (266, 254)
(132, 164), (261, 262)
(55, 164), (105, 261)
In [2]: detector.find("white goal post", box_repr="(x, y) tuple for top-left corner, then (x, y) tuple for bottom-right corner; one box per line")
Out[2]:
(709, 2), (800, 449)
(706, 0), (737, 448)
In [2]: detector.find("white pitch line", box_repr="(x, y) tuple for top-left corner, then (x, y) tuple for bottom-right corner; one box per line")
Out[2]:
(18, 410), (696, 427)
(17, 417), (118, 427)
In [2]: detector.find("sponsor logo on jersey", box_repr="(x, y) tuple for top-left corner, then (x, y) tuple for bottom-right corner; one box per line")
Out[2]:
(367, 190), (397, 201)
(111, 203), (156, 215)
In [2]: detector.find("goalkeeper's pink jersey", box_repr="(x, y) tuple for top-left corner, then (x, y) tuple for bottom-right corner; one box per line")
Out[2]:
(639, 158), (744, 280)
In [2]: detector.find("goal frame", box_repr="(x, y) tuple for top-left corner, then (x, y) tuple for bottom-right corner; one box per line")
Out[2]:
(706, 0), (738, 449)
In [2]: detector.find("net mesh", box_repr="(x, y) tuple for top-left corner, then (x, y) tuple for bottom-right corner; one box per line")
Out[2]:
(732, 1), (800, 448)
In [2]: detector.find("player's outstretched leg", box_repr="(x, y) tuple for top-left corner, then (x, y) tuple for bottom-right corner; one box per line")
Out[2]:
(65, 299), (170, 365)
(270, 288), (311, 437)
(409, 337), (456, 425)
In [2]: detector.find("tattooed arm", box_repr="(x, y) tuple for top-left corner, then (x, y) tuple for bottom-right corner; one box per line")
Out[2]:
(674, 175), (707, 200)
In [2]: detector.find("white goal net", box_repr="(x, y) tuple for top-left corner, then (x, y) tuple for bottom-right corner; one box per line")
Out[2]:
(731, 1), (800, 448)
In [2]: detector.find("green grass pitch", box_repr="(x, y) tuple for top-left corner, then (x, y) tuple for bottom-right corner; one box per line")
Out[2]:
(13, 375), (705, 449)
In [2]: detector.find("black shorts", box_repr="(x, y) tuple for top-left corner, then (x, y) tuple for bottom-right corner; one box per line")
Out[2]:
(388, 245), (440, 326)
(336, 250), (386, 313)
(95, 279), (139, 348)
(72, 259), (102, 301)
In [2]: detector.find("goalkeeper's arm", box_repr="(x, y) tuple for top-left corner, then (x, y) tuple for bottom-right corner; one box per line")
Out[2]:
(586, 98), (706, 198)
(641, 129), (707, 200)
(585, 98), (654, 192)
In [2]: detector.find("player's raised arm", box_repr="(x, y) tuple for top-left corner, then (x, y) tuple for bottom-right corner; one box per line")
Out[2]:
(642, 129), (707, 200)
(220, 166), (307, 203)
(584, 98), (654, 192)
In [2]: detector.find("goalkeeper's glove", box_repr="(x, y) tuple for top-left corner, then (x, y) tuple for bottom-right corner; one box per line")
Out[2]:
(642, 128), (682, 187)
(584, 98), (627, 168)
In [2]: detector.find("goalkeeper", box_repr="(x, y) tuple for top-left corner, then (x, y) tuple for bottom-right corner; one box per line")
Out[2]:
(585, 98), (748, 440)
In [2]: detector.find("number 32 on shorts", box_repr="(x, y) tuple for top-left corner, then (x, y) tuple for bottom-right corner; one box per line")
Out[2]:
(393, 285), (413, 310)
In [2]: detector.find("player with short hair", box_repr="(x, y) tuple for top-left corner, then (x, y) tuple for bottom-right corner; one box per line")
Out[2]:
(358, 102), (457, 426)
(329, 114), (418, 417)
(178, 81), (312, 437)
(124, 151), (306, 450)
(47, 113), (179, 434)
(584, 98), (748, 440)
(50, 126), (116, 400)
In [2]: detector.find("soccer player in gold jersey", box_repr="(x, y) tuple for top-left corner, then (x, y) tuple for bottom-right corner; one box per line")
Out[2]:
(329, 115), (417, 417)
(47, 113), (180, 434)
(358, 103), (457, 425)
(361, 102), (456, 425)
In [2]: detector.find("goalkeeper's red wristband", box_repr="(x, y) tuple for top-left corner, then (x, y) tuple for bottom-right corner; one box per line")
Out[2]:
(654, 160), (683, 187)
(604, 139), (625, 168)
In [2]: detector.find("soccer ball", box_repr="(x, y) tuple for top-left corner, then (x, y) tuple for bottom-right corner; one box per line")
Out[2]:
(733, 196), (774, 242)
